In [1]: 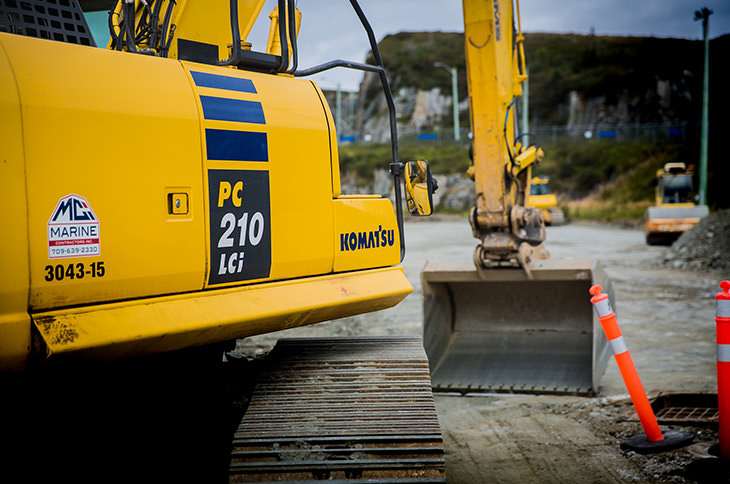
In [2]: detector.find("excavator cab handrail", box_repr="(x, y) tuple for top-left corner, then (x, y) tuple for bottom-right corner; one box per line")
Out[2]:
(292, 0), (408, 261)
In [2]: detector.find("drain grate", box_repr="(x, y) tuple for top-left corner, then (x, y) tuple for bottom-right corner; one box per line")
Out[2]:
(651, 392), (718, 425)
(656, 405), (718, 422)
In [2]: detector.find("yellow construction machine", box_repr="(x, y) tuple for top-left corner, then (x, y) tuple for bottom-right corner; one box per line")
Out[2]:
(422, 0), (612, 396)
(0, 0), (443, 481)
(644, 162), (709, 245)
(529, 176), (565, 225)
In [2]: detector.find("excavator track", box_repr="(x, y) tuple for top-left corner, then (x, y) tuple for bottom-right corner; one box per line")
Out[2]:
(229, 336), (446, 483)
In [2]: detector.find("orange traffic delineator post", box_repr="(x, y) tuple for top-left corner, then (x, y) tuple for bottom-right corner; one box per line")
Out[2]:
(715, 280), (730, 459)
(589, 285), (693, 454)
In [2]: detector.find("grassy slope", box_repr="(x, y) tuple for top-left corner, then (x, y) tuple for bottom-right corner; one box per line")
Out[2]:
(339, 141), (694, 224)
(338, 143), (471, 181)
(535, 141), (695, 223)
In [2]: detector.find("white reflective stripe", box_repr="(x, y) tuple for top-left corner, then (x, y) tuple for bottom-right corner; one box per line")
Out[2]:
(593, 298), (613, 317)
(718, 344), (730, 363)
(609, 336), (628, 355)
(718, 300), (730, 318)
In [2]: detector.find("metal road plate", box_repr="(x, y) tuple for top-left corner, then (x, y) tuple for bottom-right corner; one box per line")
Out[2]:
(230, 336), (446, 483)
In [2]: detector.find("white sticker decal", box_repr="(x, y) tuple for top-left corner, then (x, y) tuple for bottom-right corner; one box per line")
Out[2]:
(48, 194), (100, 259)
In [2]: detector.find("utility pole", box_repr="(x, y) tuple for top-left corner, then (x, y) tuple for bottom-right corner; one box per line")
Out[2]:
(336, 83), (342, 142)
(434, 62), (460, 141)
(694, 7), (712, 206)
(349, 91), (355, 140)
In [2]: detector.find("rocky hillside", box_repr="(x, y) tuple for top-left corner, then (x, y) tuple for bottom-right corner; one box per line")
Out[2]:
(327, 31), (730, 209)
(525, 33), (707, 127)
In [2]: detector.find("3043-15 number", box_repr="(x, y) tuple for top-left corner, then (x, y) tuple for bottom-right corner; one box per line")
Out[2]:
(44, 262), (105, 282)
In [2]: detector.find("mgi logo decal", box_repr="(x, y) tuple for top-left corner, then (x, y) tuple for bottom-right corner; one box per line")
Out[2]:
(208, 169), (271, 285)
(48, 194), (100, 259)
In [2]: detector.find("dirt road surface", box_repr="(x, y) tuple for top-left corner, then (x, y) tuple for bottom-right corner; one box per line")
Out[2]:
(241, 217), (727, 483)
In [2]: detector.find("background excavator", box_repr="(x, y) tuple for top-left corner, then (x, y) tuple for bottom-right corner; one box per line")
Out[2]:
(421, 0), (613, 396)
(0, 0), (442, 481)
(643, 162), (709, 245)
(529, 176), (565, 226)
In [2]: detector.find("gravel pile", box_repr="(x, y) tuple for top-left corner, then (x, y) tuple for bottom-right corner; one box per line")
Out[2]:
(660, 208), (730, 273)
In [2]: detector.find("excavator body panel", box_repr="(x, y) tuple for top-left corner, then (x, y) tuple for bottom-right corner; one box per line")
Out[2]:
(0, 4), (407, 368)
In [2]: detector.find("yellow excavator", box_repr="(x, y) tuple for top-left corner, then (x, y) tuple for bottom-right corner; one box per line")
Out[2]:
(643, 162), (709, 245)
(0, 0), (442, 481)
(529, 176), (565, 225)
(421, 0), (612, 396)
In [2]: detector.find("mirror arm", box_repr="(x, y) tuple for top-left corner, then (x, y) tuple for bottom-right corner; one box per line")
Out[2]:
(389, 162), (406, 262)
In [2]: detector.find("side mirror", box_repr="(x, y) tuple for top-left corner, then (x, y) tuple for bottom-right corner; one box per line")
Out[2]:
(404, 160), (437, 216)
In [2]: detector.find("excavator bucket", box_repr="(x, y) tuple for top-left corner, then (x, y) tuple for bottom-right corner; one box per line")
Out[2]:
(421, 259), (613, 395)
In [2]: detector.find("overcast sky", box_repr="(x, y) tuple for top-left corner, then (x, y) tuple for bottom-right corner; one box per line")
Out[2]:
(86, 1), (729, 91)
(246, 0), (730, 91)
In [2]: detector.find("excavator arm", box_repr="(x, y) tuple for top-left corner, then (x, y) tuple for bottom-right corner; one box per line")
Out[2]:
(464, 0), (547, 273)
(421, 0), (613, 396)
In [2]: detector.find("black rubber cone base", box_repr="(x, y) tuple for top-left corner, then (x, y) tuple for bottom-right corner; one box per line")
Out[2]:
(620, 430), (694, 454)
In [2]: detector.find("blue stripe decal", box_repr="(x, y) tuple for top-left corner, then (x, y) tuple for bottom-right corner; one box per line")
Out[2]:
(206, 129), (268, 162)
(200, 96), (266, 124)
(191, 71), (257, 93)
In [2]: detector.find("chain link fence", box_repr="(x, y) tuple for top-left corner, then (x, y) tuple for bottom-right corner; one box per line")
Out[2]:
(337, 123), (699, 147)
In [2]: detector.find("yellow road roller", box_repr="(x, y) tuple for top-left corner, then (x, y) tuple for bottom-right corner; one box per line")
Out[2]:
(644, 162), (709, 245)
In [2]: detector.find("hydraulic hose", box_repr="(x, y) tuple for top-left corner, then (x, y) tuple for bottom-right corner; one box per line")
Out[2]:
(124, 1), (137, 53)
(276, 0), (288, 72)
(159, 0), (175, 57)
(286, 0), (298, 74)
(149, 0), (163, 50)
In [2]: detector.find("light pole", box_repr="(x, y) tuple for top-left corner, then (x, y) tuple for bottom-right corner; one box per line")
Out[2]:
(336, 83), (342, 139)
(434, 62), (460, 141)
(694, 6), (712, 206)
